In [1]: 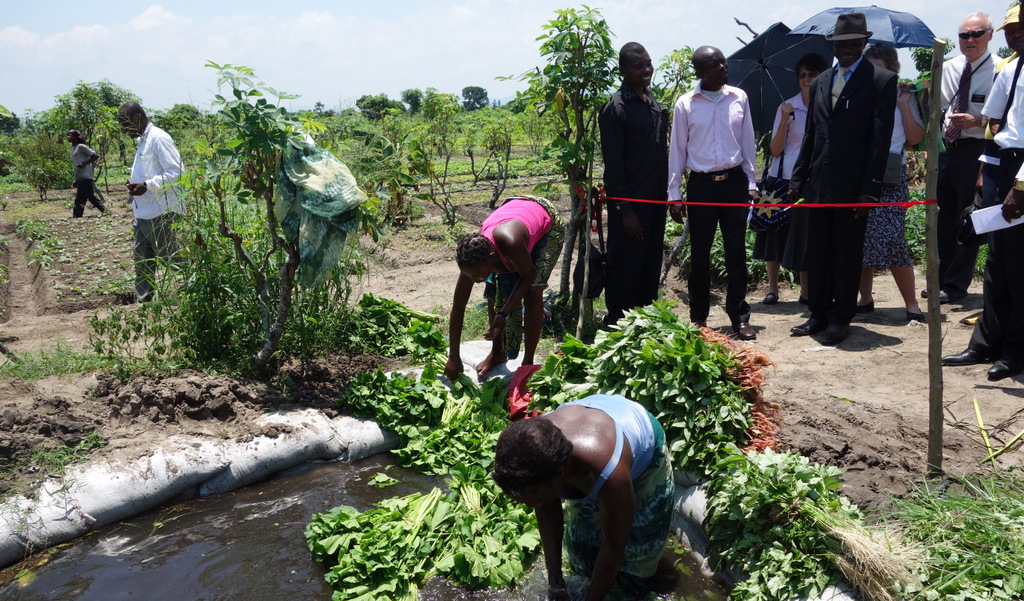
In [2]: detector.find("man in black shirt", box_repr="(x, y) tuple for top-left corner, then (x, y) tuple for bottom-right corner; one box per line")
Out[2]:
(599, 42), (669, 325)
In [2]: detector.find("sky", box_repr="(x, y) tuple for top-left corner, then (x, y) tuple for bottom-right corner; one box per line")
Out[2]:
(0, 0), (1012, 117)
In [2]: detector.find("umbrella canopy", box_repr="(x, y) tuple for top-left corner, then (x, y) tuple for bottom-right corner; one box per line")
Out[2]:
(789, 5), (936, 48)
(727, 22), (834, 133)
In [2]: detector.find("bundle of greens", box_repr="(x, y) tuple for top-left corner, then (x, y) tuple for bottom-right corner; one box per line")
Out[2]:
(308, 360), (540, 599)
(305, 467), (540, 601)
(341, 294), (445, 359)
(528, 301), (773, 476)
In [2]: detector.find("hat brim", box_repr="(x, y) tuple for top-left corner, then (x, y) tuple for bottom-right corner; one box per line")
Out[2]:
(825, 30), (872, 41)
(998, 21), (1019, 31)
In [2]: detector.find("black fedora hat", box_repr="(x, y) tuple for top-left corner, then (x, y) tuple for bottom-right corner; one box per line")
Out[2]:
(825, 12), (873, 41)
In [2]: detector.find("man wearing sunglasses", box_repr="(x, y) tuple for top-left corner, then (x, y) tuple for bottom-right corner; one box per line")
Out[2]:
(930, 13), (994, 306)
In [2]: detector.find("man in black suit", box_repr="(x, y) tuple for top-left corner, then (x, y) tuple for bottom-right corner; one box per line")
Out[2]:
(787, 12), (897, 345)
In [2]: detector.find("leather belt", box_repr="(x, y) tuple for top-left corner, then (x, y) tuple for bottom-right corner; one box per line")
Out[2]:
(944, 137), (984, 149)
(690, 165), (742, 182)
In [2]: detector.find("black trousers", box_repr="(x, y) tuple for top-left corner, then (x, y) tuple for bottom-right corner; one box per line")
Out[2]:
(605, 200), (667, 324)
(685, 168), (750, 324)
(804, 203), (868, 327)
(936, 139), (985, 296)
(73, 179), (105, 217)
(969, 147), (1024, 361)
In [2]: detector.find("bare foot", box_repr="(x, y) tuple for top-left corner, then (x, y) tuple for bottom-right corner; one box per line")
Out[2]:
(475, 350), (508, 377)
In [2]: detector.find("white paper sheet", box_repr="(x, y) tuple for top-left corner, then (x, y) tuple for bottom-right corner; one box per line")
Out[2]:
(970, 205), (1024, 234)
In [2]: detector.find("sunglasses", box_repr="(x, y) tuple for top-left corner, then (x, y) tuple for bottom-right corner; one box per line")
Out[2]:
(959, 29), (990, 39)
(797, 72), (820, 79)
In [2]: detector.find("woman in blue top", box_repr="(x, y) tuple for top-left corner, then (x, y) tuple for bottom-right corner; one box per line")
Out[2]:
(492, 394), (674, 601)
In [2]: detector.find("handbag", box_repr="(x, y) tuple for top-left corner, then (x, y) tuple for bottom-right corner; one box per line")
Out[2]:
(956, 190), (987, 247)
(573, 187), (608, 299)
(883, 152), (903, 186)
(749, 153), (791, 233)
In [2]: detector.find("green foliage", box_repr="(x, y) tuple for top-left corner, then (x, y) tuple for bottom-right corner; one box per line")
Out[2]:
(309, 364), (540, 599)
(652, 46), (697, 109)
(704, 449), (860, 601)
(911, 40), (954, 82)
(409, 90), (463, 229)
(49, 79), (139, 144)
(7, 133), (73, 200)
(0, 346), (115, 379)
(356, 93), (406, 120)
(888, 470), (1024, 601)
(335, 294), (445, 361)
(0, 110), (19, 134)
(528, 301), (751, 476)
(15, 218), (63, 268)
(401, 88), (423, 114)
(461, 86), (489, 111)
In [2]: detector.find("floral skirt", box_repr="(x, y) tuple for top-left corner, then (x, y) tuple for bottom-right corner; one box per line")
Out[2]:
(862, 166), (913, 268)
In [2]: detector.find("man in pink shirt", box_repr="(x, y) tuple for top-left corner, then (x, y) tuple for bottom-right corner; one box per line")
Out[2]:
(667, 46), (759, 340)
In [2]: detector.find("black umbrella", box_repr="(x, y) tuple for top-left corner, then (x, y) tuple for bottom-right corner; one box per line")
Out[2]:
(727, 22), (835, 133)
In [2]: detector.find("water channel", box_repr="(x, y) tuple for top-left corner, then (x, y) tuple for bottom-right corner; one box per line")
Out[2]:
(1, 454), (728, 601)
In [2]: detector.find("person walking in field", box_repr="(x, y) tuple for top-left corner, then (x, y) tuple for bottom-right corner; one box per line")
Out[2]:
(67, 129), (106, 217)
(118, 102), (185, 303)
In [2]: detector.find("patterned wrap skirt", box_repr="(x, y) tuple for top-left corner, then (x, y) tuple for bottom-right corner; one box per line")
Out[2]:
(563, 413), (674, 581)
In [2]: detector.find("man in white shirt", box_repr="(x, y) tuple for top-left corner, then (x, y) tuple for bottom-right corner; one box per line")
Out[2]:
(943, 5), (1024, 380)
(667, 46), (759, 340)
(931, 12), (995, 304)
(118, 102), (186, 303)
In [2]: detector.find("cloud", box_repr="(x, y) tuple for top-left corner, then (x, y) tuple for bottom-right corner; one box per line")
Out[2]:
(128, 5), (192, 30)
(0, 26), (39, 49)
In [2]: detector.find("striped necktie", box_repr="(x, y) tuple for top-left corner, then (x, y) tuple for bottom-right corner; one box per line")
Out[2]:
(944, 61), (973, 144)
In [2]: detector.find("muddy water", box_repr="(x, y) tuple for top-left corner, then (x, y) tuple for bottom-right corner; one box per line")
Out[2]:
(1, 455), (727, 601)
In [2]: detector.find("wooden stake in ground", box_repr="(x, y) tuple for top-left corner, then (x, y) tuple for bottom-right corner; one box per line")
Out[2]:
(925, 38), (946, 477)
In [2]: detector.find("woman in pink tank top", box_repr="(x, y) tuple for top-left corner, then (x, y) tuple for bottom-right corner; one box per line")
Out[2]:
(445, 196), (564, 380)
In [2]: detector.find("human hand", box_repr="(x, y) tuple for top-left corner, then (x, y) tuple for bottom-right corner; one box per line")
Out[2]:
(444, 356), (463, 381)
(547, 576), (570, 601)
(896, 90), (912, 108)
(748, 189), (760, 203)
(669, 203), (686, 224)
(71, 180), (78, 189)
(853, 194), (872, 219)
(780, 102), (795, 120)
(1002, 189), (1024, 222)
(482, 313), (506, 341)
(126, 182), (147, 196)
(786, 189), (801, 205)
(947, 112), (979, 131)
(621, 209), (643, 239)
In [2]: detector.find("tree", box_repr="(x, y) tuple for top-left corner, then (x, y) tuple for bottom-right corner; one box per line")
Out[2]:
(461, 86), (489, 111)
(652, 47), (697, 110)
(0, 108), (18, 134)
(356, 93), (404, 120)
(516, 6), (617, 305)
(401, 89), (423, 114)
(50, 80), (139, 143)
(409, 91), (461, 229)
(911, 40), (953, 80)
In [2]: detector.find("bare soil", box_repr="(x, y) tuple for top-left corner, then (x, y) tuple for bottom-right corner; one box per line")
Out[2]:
(0, 185), (1021, 521)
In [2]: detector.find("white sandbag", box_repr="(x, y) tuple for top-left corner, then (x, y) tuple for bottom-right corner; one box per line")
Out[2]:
(0, 413), (396, 568)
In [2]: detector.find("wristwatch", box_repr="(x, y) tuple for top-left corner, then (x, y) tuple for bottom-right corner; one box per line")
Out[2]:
(1014, 179), (1024, 192)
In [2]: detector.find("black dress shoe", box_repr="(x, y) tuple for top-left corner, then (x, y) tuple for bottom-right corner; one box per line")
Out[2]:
(733, 322), (756, 341)
(791, 317), (827, 336)
(820, 324), (850, 345)
(941, 348), (988, 366)
(855, 301), (874, 313)
(988, 359), (1024, 381)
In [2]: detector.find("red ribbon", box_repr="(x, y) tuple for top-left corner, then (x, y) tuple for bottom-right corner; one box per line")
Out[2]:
(604, 195), (937, 209)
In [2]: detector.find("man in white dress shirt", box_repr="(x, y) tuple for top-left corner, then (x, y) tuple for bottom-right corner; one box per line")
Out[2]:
(930, 12), (995, 304)
(667, 46), (759, 340)
(118, 102), (186, 303)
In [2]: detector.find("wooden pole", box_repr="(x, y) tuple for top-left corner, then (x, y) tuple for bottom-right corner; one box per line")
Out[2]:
(925, 38), (947, 477)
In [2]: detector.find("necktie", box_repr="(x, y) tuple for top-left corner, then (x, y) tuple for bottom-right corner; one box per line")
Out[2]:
(832, 67), (848, 108)
(944, 61), (973, 144)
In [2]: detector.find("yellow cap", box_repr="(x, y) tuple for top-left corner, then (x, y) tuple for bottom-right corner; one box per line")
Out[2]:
(998, 4), (1020, 31)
